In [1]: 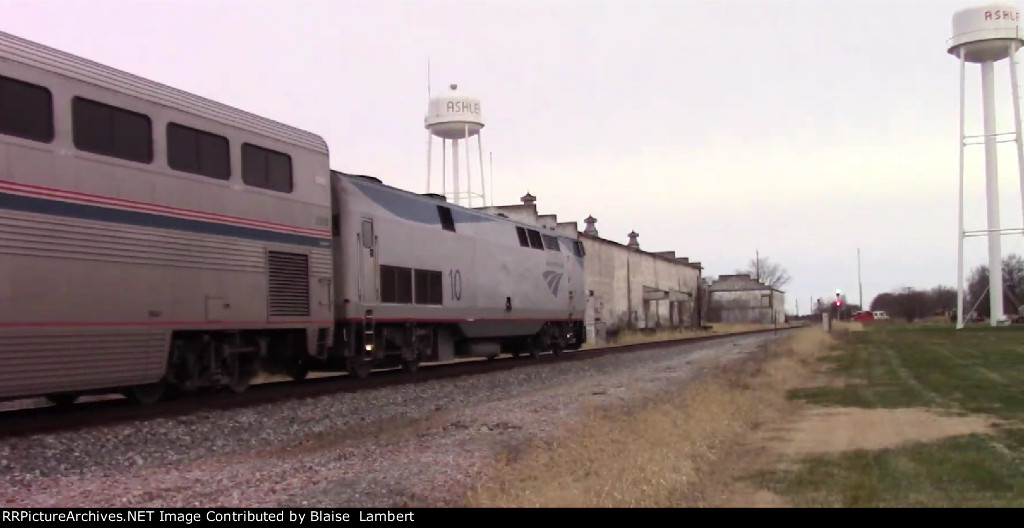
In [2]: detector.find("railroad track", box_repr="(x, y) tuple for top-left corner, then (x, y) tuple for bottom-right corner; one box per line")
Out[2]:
(0, 324), (806, 440)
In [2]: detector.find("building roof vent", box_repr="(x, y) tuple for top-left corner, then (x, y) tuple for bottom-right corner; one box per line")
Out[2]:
(627, 230), (640, 249)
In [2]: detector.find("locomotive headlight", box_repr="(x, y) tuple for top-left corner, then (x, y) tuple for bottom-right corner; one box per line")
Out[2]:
(365, 344), (373, 351)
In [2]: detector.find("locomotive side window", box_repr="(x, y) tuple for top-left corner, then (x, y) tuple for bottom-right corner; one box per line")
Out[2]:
(414, 269), (443, 305)
(241, 143), (293, 193)
(0, 74), (54, 143)
(167, 122), (230, 180)
(72, 97), (153, 163)
(526, 229), (544, 250)
(437, 205), (456, 232)
(541, 234), (561, 252)
(380, 265), (413, 304)
(515, 226), (529, 247)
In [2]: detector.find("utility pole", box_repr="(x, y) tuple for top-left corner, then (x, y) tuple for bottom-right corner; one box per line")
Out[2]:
(756, 249), (760, 282)
(858, 247), (864, 309)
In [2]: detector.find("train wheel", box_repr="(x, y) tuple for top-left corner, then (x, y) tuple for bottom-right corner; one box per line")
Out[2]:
(347, 357), (373, 379)
(288, 362), (309, 382)
(227, 355), (257, 394)
(551, 342), (563, 357)
(127, 382), (166, 405)
(401, 358), (420, 373)
(45, 394), (78, 407)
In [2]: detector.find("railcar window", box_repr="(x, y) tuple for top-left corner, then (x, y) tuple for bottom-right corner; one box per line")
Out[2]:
(526, 229), (543, 250)
(72, 97), (152, 163)
(437, 206), (456, 232)
(572, 240), (586, 258)
(0, 74), (54, 143)
(380, 265), (413, 304)
(241, 143), (293, 193)
(167, 123), (230, 180)
(515, 226), (529, 247)
(542, 234), (561, 252)
(414, 269), (443, 305)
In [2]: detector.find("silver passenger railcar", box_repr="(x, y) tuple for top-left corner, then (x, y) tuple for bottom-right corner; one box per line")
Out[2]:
(324, 171), (587, 377)
(0, 31), (333, 404)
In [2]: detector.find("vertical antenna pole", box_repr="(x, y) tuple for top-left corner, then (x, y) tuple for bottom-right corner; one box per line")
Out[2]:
(490, 151), (494, 207)
(858, 247), (863, 308)
(957, 47), (967, 330)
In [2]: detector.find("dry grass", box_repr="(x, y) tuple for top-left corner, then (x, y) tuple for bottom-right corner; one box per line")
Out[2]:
(463, 326), (834, 507)
(580, 322), (799, 350)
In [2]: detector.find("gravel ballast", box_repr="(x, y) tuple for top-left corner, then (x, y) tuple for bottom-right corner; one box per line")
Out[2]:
(0, 333), (780, 507)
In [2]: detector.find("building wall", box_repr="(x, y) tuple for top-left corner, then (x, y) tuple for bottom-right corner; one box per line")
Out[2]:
(580, 235), (701, 341)
(707, 289), (786, 324)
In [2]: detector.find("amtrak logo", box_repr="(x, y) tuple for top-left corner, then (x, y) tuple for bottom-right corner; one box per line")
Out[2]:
(543, 270), (564, 296)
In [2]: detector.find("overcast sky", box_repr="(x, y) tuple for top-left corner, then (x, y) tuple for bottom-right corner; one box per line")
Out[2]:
(4, 0), (1023, 314)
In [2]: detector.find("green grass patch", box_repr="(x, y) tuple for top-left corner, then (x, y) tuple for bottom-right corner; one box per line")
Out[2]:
(753, 324), (1024, 507)
(752, 429), (1024, 507)
(790, 325), (1024, 422)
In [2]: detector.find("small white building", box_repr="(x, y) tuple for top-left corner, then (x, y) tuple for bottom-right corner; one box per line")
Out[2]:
(477, 193), (704, 344)
(706, 274), (785, 325)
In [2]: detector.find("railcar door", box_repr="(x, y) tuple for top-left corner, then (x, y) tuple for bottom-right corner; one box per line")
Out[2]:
(358, 218), (378, 302)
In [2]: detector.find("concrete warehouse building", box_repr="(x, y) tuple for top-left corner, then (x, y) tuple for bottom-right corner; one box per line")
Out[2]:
(477, 193), (704, 344)
(705, 274), (786, 325)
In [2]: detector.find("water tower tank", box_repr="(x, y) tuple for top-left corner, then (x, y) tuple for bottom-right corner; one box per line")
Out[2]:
(425, 83), (485, 140)
(948, 2), (1024, 62)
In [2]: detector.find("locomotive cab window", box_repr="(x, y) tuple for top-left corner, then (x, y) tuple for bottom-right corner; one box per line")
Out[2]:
(0, 74), (54, 143)
(167, 122), (230, 180)
(242, 143), (293, 193)
(72, 97), (153, 163)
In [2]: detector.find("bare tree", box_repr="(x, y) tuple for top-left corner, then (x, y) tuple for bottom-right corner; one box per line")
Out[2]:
(737, 256), (791, 290)
(965, 253), (1024, 318)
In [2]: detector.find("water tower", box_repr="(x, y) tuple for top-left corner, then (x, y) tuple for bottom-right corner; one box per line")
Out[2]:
(949, 2), (1024, 328)
(425, 83), (487, 207)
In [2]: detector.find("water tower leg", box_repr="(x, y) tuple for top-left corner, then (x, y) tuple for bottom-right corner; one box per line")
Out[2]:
(442, 139), (447, 199)
(426, 131), (433, 194)
(982, 59), (1004, 326)
(464, 124), (472, 208)
(1009, 45), (1024, 300)
(452, 139), (460, 206)
(957, 49), (967, 330)
(477, 133), (486, 206)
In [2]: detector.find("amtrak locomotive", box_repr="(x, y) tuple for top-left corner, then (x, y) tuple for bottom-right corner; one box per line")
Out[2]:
(0, 30), (586, 405)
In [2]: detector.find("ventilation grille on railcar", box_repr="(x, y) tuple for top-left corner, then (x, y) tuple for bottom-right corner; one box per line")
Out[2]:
(267, 251), (310, 317)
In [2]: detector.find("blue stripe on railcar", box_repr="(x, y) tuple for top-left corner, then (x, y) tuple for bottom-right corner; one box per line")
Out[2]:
(0, 191), (332, 248)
